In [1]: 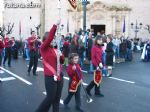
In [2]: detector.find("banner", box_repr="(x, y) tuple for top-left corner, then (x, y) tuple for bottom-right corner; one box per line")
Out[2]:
(19, 21), (21, 39)
(68, 0), (77, 9)
(123, 17), (126, 33)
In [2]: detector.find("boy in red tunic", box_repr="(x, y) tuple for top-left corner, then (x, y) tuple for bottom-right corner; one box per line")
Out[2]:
(64, 53), (84, 112)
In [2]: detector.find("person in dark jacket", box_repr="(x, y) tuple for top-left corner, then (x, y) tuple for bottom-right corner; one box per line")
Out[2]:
(36, 20), (65, 112)
(62, 38), (70, 66)
(106, 36), (114, 77)
(146, 39), (150, 61)
(119, 39), (127, 62)
(87, 32), (94, 73)
(69, 34), (79, 54)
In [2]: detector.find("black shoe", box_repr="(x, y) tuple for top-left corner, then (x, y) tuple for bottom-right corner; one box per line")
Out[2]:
(86, 88), (92, 96)
(108, 74), (112, 77)
(76, 107), (84, 112)
(95, 93), (104, 97)
(0, 80), (2, 83)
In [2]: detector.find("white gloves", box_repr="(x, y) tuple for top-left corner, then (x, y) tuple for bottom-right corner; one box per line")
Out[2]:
(96, 63), (103, 70)
(56, 19), (61, 26)
(96, 67), (100, 70)
(99, 63), (103, 68)
(58, 50), (62, 56)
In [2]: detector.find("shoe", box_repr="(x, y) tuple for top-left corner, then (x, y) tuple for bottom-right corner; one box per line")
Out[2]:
(108, 74), (112, 77)
(86, 88), (92, 96)
(0, 80), (2, 83)
(63, 101), (70, 109)
(95, 93), (104, 97)
(8, 65), (11, 67)
(76, 107), (84, 112)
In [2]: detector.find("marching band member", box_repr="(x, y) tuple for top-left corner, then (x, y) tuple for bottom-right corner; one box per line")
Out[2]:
(3, 35), (14, 67)
(0, 35), (4, 82)
(86, 36), (104, 97)
(63, 53), (84, 112)
(36, 20), (65, 112)
(27, 31), (41, 76)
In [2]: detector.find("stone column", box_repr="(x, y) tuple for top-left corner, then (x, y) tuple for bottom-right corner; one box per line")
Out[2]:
(40, 0), (45, 38)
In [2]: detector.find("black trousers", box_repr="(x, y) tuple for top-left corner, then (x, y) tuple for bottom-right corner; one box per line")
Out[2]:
(36, 75), (64, 112)
(86, 66), (101, 94)
(64, 79), (81, 108)
(86, 80), (101, 94)
(28, 51), (38, 74)
(0, 52), (2, 66)
(3, 48), (11, 66)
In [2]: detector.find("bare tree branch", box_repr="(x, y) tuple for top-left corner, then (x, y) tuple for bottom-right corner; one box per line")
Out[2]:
(4, 23), (14, 35)
(145, 25), (150, 34)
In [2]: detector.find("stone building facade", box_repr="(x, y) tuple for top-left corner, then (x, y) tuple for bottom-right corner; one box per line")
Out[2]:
(3, 0), (150, 40)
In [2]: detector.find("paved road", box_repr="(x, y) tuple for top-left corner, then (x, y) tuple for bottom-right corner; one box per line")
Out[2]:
(0, 53), (150, 112)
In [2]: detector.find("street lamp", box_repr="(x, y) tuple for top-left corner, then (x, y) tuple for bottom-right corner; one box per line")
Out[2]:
(131, 20), (142, 38)
(82, 0), (90, 32)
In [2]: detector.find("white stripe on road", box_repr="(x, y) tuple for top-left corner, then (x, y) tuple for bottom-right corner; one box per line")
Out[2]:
(0, 77), (16, 82)
(36, 67), (88, 86)
(0, 67), (32, 85)
(0, 70), (5, 74)
(109, 77), (135, 84)
(37, 67), (135, 84)
(43, 92), (64, 105)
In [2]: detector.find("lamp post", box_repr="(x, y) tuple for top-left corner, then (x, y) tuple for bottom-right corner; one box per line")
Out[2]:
(82, 0), (90, 32)
(131, 20), (142, 38)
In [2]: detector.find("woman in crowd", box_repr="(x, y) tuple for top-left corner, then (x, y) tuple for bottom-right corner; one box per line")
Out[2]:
(105, 36), (114, 77)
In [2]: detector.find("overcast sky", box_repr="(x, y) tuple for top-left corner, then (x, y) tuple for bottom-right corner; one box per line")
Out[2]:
(0, 0), (4, 14)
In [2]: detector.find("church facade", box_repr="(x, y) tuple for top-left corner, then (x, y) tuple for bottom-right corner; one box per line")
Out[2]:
(3, 0), (150, 40)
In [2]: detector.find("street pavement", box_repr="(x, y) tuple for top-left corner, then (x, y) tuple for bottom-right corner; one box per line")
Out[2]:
(0, 53), (150, 112)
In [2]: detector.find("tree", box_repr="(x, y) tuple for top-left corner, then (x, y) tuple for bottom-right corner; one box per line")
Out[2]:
(5, 23), (14, 35)
(145, 25), (150, 34)
(35, 24), (41, 36)
(0, 25), (6, 38)
(0, 23), (14, 38)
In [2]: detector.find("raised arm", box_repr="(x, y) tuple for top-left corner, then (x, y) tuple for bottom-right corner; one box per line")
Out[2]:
(40, 25), (57, 51)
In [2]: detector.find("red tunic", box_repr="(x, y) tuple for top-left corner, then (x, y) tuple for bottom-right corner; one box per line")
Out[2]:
(4, 37), (13, 48)
(40, 25), (64, 76)
(27, 36), (37, 51)
(0, 41), (4, 53)
(91, 45), (103, 68)
(67, 64), (83, 80)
